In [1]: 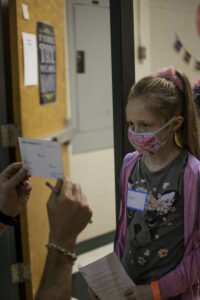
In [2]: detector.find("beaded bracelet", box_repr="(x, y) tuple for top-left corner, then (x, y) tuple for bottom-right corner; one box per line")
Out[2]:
(46, 242), (77, 264)
(151, 281), (161, 300)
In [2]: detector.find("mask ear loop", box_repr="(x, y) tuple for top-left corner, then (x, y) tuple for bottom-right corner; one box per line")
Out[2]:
(154, 116), (178, 147)
(154, 129), (175, 147)
(129, 116), (176, 136)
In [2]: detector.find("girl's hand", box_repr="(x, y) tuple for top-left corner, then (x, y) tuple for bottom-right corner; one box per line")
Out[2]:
(124, 284), (153, 300)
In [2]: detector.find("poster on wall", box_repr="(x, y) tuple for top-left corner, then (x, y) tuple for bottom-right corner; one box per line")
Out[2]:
(37, 22), (56, 104)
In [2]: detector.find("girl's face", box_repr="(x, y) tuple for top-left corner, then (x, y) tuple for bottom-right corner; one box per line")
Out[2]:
(126, 98), (180, 144)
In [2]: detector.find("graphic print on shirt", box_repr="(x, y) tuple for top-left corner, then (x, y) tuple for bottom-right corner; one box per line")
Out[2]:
(127, 180), (179, 256)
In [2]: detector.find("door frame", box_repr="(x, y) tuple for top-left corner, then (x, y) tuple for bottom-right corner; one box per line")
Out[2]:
(110, 0), (135, 221)
(0, 1), (25, 299)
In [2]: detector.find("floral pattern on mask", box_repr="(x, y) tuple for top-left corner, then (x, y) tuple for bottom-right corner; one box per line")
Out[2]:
(128, 131), (160, 155)
(127, 117), (176, 155)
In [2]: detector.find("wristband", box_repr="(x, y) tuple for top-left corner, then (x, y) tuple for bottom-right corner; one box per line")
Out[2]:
(151, 281), (161, 300)
(46, 242), (77, 264)
(0, 211), (18, 226)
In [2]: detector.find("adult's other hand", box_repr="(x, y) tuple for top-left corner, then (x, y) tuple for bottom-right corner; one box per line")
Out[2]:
(0, 162), (32, 217)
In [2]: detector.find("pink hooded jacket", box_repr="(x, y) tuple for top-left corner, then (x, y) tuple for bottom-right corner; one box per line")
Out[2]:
(114, 151), (200, 300)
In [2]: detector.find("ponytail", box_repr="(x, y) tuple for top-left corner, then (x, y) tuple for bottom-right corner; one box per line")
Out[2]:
(176, 70), (200, 160)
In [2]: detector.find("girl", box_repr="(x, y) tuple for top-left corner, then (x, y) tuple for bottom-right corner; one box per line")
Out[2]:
(115, 66), (200, 300)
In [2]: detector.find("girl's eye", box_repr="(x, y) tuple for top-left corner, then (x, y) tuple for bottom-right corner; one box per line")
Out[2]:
(142, 124), (149, 130)
(129, 122), (135, 130)
(141, 123), (149, 130)
(128, 122), (150, 132)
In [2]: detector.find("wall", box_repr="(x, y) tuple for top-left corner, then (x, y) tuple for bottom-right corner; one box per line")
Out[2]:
(149, 0), (200, 83)
(133, 0), (151, 80)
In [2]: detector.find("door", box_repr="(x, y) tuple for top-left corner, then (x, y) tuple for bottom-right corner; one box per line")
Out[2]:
(9, 0), (69, 298)
(67, 0), (113, 153)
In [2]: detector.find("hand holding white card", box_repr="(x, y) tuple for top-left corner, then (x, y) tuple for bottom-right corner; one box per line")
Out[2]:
(18, 137), (64, 180)
(79, 252), (135, 300)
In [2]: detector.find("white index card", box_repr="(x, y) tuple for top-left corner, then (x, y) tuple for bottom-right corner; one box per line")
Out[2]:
(18, 137), (64, 180)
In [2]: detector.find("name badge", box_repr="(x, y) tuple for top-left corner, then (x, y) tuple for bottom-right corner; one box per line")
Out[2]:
(127, 189), (148, 212)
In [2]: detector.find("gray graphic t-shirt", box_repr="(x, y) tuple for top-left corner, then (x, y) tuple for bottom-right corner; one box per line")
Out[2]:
(122, 151), (188, 300)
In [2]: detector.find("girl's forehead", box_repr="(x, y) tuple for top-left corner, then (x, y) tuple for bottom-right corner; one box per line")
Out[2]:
(126, 99), (158, 121)
(126, 99), (166, 125)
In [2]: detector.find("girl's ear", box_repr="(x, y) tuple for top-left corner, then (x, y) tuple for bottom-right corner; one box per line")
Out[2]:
(172, 116), (184, 132)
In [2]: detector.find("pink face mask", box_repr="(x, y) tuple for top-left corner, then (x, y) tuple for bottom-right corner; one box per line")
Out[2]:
(128, 117), (176, 155)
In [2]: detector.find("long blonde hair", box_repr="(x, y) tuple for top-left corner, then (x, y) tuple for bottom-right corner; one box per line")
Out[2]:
(128, 69), (200, 159)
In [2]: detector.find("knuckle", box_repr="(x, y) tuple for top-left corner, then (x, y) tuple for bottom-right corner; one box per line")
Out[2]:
(82, 193), (87, 201)
(74, 183), (81, 190)
(64, 191), (73, 201)
(64, 177), (73, 184)
(66, 182), (73, 189)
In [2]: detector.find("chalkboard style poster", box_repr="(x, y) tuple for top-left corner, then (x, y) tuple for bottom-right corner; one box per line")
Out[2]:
(37, 22), (56, 104)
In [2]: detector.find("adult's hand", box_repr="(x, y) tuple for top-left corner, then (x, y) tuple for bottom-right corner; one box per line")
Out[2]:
(47, 178), (93, 248)
(124, 284), (153, 300)
(36, 178), (92, 300)
(0, 162), (32, 217)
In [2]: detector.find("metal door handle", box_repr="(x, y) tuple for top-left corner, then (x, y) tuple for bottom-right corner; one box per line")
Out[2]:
(50, 127), (73, 144)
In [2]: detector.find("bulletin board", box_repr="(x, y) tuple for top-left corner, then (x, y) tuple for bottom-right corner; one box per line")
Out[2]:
(9, 0), (69, 298)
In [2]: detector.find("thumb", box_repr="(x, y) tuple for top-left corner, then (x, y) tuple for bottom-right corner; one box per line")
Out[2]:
(1, 162), (22, 179)
(4, 168), (27, 190)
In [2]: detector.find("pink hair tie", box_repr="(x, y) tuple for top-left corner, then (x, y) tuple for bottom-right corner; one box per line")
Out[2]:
(157, 66), (183, 91)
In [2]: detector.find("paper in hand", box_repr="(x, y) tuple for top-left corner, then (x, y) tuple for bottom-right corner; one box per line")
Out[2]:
(18, 137), (64, 180)
(79, 252), (135, 300)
